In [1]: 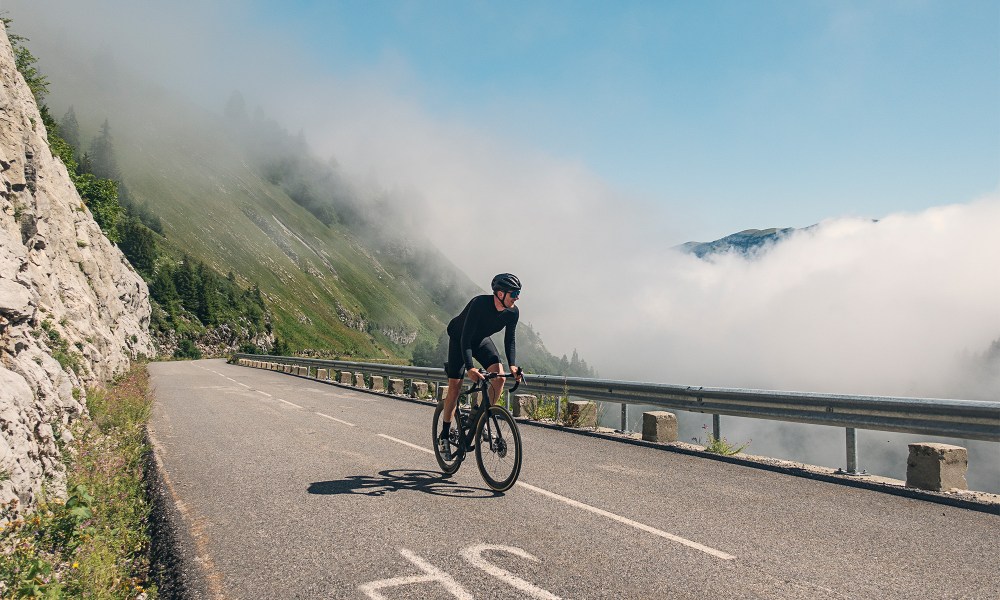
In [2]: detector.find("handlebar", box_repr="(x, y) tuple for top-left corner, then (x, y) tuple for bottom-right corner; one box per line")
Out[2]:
(463, 370), (522, 395)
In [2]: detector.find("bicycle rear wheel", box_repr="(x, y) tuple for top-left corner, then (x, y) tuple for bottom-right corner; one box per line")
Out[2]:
(432, 402), (464, 475)
(474, 405), (522, 492)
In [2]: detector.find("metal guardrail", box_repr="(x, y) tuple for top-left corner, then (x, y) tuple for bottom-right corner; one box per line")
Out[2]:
(232, 353), (1000, 473)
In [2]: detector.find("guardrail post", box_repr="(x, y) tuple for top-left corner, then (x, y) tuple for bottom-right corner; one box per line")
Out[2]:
(712, 414), (721, 441)
(843, 427), (862, 475)
(620, 403), (628, 432)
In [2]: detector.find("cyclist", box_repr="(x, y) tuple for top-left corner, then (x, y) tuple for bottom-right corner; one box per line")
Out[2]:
(438, 273), (524, 459)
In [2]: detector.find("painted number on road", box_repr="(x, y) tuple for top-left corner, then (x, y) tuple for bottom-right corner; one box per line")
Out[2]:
(359, 544), (563, 599)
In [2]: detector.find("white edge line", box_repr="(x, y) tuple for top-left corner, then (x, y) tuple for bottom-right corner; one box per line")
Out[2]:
(316, 412), (356, 427)
(516, 481), (735, 561)
(378, 434), (433, 455)
(256, 391), (272, 397)
(279, 399), (303, 409)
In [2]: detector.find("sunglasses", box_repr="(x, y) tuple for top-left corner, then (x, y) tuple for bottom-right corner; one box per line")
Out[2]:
(508, 290), (520, 298)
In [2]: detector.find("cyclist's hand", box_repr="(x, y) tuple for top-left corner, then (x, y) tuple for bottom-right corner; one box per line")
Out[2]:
(468, 367), (484, 382)
(510, 366), (523, 382)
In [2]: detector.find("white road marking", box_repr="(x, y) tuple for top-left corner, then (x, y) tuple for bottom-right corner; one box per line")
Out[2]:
(256, 391), (273, 398)
(460, 544), (562, 599)
(316, 412), (356, 427)
(516, 481), (735, 561)
(279, 399), (303, 409)
(359, 549), (473, 600)
(378, 434), (433, 455)
(376, 434), (731, 559)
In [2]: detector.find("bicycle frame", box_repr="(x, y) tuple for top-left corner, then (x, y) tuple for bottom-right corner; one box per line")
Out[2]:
(456, 372), (520, 450)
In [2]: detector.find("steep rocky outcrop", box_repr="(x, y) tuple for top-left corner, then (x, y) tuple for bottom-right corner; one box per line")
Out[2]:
(0, 23), (153, 511)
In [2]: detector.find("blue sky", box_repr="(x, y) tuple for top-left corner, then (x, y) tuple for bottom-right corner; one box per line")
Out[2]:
(243, 0), (1000, 238)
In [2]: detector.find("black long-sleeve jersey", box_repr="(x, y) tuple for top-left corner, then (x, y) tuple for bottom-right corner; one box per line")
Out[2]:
(446, 294), (519, 369)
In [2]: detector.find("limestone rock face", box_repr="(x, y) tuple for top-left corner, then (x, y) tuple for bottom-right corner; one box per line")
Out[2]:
(0, 23), (153, 511)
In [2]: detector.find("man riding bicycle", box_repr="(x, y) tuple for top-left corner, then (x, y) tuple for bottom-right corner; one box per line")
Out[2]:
(438, 273), (524, 460)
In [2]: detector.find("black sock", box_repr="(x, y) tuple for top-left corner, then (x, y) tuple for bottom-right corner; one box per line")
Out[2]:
(440, 422), (451, 438)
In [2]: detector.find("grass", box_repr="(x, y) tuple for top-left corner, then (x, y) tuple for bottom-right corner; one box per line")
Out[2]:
(700, 425), (751, 456)
(0, 364), (157, 599)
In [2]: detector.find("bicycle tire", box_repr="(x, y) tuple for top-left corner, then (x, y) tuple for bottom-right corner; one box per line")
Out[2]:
(432, 401), (464, 475)
(474, 405), (522, 492)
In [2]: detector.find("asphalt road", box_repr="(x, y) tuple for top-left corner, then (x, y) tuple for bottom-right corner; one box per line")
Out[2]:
(147, 359), (999, 600)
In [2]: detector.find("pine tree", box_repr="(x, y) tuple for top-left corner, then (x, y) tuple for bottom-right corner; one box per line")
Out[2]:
(60, 107), (81, 152)
(119, 217), (159, 277)
(89, 119), (120, 181)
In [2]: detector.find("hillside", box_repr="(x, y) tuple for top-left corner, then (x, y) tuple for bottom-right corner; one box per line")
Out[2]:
(31, 42), (589, 373)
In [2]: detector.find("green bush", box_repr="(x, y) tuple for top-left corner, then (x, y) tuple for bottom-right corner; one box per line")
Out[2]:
(173, 339), (202, 360)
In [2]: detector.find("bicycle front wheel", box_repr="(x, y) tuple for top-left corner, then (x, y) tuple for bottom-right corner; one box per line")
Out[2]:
(432, 402), (464, 475)
(474, 405), (522, 492)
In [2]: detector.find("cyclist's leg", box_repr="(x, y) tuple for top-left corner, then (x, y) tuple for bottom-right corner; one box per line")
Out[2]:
(442, 334), (467, 429)
(442, 377), (463, 422)
(473, 337), (506, 405)
(484, 363), (506, 405)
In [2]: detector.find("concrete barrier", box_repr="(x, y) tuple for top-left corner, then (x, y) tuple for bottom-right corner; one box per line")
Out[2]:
(906, 443), (968, 491)
(371, 376), (385, 392)
(299, 366), (309, 377)
(283, 365), (291, 374)
(437, 384), (449, 401)
(642, 411), (678, 443)
(566, 401), (596, 427)
(354, 372), (366, 388)
(388, 378), (405, 395)
(411, 381), (429, 399)
(317, 368), (327, 381)
(339, 371), (352, 385)
(512, 394), (537, 418)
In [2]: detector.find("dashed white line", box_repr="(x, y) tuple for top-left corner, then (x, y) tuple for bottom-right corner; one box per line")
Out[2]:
(378, 434), (433, 455)
(515, 481), (735, 560)
(379, 433), (735, 561)
(279, 399), (303, 409)
(316, 412), (356, 427)
(256, 391), (272, 398)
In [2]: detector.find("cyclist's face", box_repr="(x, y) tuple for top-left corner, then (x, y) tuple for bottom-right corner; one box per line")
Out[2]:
(502, 290), (519, 308)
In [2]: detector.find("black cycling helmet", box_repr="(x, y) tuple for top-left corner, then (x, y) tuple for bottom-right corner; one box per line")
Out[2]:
(491, 273), (522, 293)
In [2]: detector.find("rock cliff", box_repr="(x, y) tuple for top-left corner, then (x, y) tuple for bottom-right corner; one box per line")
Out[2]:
(0, 23), (153, 511)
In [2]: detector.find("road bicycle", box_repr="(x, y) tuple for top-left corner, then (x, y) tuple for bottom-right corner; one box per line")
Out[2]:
(432, 371), (523, 492)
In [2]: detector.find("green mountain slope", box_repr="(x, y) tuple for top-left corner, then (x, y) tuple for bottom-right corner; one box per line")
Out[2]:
(36, 49), (590, 373)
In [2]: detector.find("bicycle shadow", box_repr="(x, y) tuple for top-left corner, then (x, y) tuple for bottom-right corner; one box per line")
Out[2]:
(308, 469), (501, 499)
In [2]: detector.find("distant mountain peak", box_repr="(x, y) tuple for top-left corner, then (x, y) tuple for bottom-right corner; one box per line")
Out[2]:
(678, 227), (798, 258)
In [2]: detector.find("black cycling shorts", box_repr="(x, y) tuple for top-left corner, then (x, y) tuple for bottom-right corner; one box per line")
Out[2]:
(445, 335), (501, 380)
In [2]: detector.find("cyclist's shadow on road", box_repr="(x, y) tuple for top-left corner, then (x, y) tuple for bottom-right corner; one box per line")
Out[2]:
(308, 469), (501, 499)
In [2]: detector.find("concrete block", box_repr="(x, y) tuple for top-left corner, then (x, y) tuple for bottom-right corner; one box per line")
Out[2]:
(437, 384), (448, 400)
(317, 368), (328, 381)
(906, 443), (968, 491)
(371, 376), (385, 392)
(354, 372), (366, 388)
(339, 371), (352, 384)
(283, 365), (291, 374)
(298, 366), (308, 377)
(513, 394), (537, 418)
(388, 378), (405, 395)
(566, 401), (596, 428)
(411, 381), (429, 398)
(642, 411), (678, 442)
